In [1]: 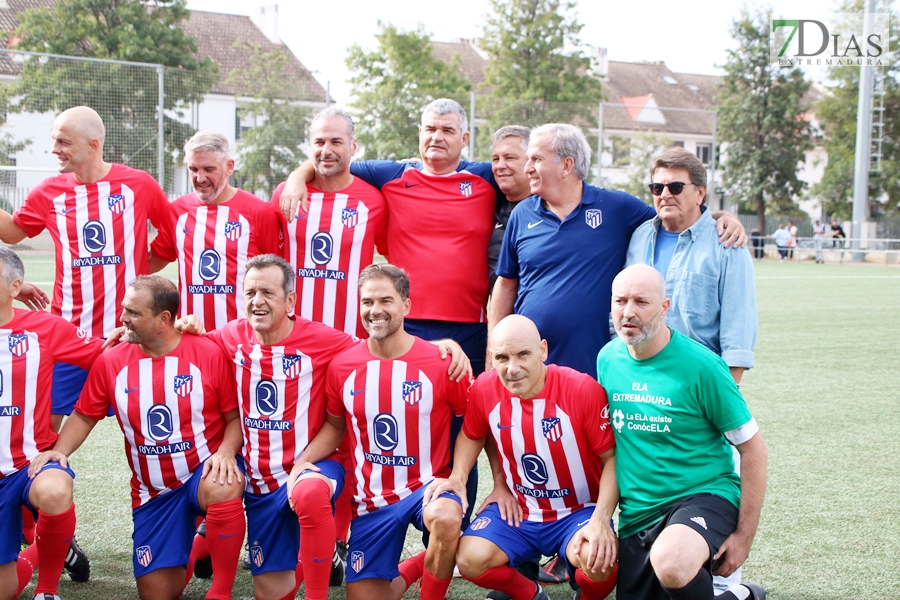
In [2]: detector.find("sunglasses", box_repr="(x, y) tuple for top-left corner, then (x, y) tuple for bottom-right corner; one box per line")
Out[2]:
(648, 181), (694, 196)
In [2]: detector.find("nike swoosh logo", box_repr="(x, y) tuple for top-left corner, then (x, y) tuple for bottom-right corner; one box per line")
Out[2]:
(61, 207), (73, 214)
(125, 386), (141, 394)
(219, 533), (241, 539)
(183, 227), (195, 233)
(496, 423), (513, 429)
(293, 213), (309, 219)
(350, 389), (366, 396)
(240, 359), (252, 365)
(527, 220), (543, 229)
(494, 222), (503, 229)
(405, 183), (420, 188)
(312, 557), (329, 562)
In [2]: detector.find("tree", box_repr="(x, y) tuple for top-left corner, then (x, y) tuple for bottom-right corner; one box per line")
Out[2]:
(228, 41), (311, 200)
(8, 0), (218, 188)
(813, 3), (900, 218)
(346, 22), (470, 160)
(611, 131), (672, 205)
(480, 0), (602, 130)
(718, 8), (813, 233)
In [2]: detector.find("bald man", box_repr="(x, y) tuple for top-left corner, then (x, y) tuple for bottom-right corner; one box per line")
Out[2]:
(596, 265), (768, 600)
(426, 314), (618, 600)
(0, 106), (169, 581)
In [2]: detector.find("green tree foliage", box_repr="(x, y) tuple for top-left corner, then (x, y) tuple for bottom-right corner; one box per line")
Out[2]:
(8, 0), (218, 188)
(611, 131), (672, 205)
(480, 0), (602, 129)
(813, 3), (900, 218)
(346, 22), (470, 160)
(718, 9), (812, 233)
(228, 41), (311, 200)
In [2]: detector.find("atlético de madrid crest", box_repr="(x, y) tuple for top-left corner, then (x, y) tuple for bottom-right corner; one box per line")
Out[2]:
(459, 181), (472, 197)
(585, 209), (602, 229)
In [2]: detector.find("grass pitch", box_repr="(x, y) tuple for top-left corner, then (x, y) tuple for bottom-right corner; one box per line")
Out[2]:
(13, 254), (900, 599)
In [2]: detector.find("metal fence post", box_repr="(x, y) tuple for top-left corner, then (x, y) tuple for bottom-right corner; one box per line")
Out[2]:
(157, 64), (165, 189)
(597, 102), (604, 186)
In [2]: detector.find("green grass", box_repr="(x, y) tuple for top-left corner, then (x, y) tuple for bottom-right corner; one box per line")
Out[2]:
(13, 253), (900, 599)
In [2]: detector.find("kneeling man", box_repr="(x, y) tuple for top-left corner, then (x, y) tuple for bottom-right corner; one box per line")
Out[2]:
(428, 314), (618, 600)
(32, 276), (244, 600)
(597, 264), (767, 600)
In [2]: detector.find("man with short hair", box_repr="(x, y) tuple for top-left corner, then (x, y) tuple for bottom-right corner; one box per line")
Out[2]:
(271, 107), (388, 339)
(491, 124), (745, 377)
(294, 263), (469, 600)
(0, 105), (170, 580)
(0, 247), (104, 600)
(30, 275), (245, 600)
(597, 265), (768, 600)
(489, 126), (533, 291)
(427, 314), (618, 600)
(150, 130), (282, 331)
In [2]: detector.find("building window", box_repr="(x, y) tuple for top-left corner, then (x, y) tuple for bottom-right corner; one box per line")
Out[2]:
(696, 143), (712, 166)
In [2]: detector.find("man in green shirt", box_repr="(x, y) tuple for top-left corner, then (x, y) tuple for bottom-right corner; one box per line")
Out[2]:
(596, 264), (768, 600)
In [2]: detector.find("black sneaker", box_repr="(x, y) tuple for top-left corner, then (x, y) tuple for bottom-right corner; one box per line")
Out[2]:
(538, 555), (570, 584)
(743, 582), (767, 600)
(486, 591), (512, 600)
(531, 584), (550, 600)
(241, 540), (251, 570)
(63, 536), (90, 582)
(329, 539), (347, 586)
(33, 594), (61, 600)
(193, 519), (213, 579)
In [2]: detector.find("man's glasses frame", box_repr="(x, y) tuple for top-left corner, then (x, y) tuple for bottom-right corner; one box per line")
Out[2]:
(647, 181), (696, 196)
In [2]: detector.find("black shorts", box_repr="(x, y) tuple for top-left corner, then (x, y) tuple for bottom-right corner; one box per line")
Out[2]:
(617, 493), (739, 600)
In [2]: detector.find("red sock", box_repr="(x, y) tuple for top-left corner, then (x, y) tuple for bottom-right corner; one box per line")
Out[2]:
(184, 533), (209, 586)
(16, 543), (38, 596)
(34, 505), (76, 595)
(22, 507), (36, 546)
(291, 478), (335, 600)
(398, 549), (427, 588)
(204, 498), (245, 599)
(333, 483), (352, 543)
(420, 569), (453, 600)
(575, 564), (618, 600)
(467, 564), (538, 600)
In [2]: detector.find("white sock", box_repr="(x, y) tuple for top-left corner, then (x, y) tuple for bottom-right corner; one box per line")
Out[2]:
(727, 585), (751, 600)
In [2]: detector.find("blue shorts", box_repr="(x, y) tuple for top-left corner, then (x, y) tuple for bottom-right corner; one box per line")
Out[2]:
(346, 486), (462, 583)
(52, 363), (90, 415)
(0, 461), (75, 565)
(463, 504), (603, 578)
(244, 459), (345, 576)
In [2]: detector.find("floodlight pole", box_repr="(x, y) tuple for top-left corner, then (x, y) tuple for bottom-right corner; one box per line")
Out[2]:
(851, 0), (877, 260)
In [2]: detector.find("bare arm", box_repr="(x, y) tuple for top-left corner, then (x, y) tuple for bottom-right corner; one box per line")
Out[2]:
(0, 210), (27, 244)
(713, 431), (768, 577)
(475, 435), (522, 526)
(280, 160), (316, 221)
(28, 412), (99, 476)
(422, 431), (485, 511)
(569, 448), (618, 574)
(148, 250), (171, 274)
(729, 367), (745, 385)
(486, 276), (518, 370)
(202, 409), (244, 486)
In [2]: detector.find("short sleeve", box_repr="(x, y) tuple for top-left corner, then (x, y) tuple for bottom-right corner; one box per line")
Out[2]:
(461, 375), (490, 440)
(214, 350), (238, 414)
(578, 378), (615, 456)
(255, 202), (284, 256)
(74, 354), (113, 420)
(149, 199), (178, 262)
(144, 174), (171, 231)
(12, 186), (52, 238)
(350, 160), (408, 189)
(325, 362), (345, 418)
(495, 208), (521, 278)
(47, 316), (104, 369)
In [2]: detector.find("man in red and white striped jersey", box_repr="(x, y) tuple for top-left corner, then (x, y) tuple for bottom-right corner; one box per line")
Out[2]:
(426, 315), (618, 600)
(0, 106), (169, 431)
(150, 130), (282, 331)
(270, 107), (387, 338)
(0, 248), (104, 600)
(32, 275), (245, 600)
(294, 263), (469, 600)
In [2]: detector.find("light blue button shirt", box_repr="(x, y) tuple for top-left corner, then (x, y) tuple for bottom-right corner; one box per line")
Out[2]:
(625, 208), (758, 369)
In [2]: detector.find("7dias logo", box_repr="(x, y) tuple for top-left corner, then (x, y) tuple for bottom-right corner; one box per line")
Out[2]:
(771, 13), (891, 68)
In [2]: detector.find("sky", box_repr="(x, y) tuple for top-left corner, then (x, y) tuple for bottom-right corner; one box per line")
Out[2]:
(185, 0), (846, 105)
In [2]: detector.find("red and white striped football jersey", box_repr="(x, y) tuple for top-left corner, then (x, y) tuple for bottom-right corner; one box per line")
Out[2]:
(464, 365), (615, 523)
(271, 180), (387, 338)
(151, 189), (282, 331)
(208, 317), (357, 495)
(325, 337), (469, 516)
(0, 309), (102, 478)
(13, 165), (169, 337)
(75, 334), (237, 508)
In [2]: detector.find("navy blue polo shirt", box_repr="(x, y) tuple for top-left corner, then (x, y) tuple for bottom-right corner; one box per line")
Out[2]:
(496, 182), (655, 375)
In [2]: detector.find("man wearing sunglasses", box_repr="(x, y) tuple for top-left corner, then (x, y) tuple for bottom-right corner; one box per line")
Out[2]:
(624, 147), (758, 595)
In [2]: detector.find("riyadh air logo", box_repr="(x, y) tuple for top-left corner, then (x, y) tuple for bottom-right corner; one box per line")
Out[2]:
(136, 545), (152, 567)
(585, 209), (602, 229)
(224, 221), (242, 242)
(108, 194), (126, 215)
(255, 380), (279, 417)
(350, 551), (364, 573)
(198, 249), (221, 281)
(310, 231), (333, 265)
(521, 453), (549, 486)
(542, 417), (563, 442)
(459, 181), (472, 197)
(342, 208), (358, 229)
(147, 405), (174, 442)
(373, 413), (399, 451)
(612, 409), (625, 433)
(283, 355), (302, 379)
(402, 380), (422, 406)
(82, 221), (107, 253)
(8, 334), (28, 357)
(770, 13), (891, 68)
(173, 374), (193, 398)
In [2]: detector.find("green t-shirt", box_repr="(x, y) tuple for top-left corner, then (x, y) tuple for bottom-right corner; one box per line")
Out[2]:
(596, 329), (752, 538)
